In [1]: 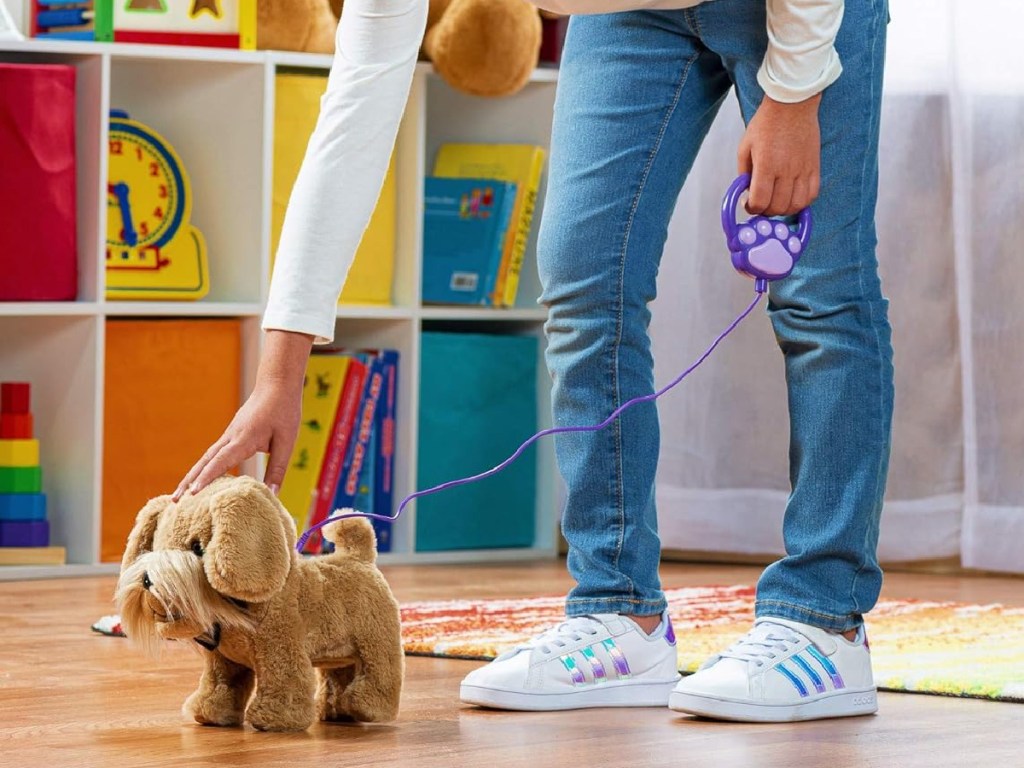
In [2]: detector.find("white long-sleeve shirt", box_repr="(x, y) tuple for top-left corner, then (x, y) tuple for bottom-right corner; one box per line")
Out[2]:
(263, 0), (844, 343)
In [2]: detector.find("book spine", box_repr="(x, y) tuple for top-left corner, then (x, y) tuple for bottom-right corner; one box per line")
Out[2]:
(372, 351), (399, 551)
(304, 357), (367, 553)
(334, 354), (386, 512)
(490, 194), (520, 307)
(485, 182), (517, 305)
(501, 150), (546, 308)
(277, 355), (347, 536)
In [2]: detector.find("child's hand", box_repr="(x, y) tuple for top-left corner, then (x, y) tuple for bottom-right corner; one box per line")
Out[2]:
(737, 93), (822, 217)
(173, 330), (313, 501)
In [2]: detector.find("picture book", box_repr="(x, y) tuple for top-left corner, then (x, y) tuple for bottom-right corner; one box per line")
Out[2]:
(432, 143), (546, 307)
(422, 177), (516, 305)
(332, 351), (387, 516)
(278, 354), (350, 536)
(371, 350), (399, 551)
(303, 356), (368, 554)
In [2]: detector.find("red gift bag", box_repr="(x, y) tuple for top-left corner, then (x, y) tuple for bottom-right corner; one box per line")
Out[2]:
(0, 63), (78, 301)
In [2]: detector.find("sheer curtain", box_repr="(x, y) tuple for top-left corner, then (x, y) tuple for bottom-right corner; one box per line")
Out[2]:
(651, 0), (1024, 573)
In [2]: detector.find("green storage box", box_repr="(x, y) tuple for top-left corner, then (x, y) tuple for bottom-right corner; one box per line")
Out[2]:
(417, 332), (537, 551)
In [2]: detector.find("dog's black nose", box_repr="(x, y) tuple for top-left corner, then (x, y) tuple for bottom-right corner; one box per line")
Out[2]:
(142, 572), (152, 590)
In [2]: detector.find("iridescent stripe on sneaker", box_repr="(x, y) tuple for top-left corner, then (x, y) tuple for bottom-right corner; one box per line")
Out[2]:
(792, 653), (827, 693)
(807, 645), (846, 689)
(560, 654), (587, 685)
(665, 617), (676, 646)
(580, 645), (607, 682)
(601, 638), (631, 678)
(775, 662), (809, 697)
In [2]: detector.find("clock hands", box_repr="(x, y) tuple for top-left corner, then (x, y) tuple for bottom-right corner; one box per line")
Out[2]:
(108, 182), (138, 246)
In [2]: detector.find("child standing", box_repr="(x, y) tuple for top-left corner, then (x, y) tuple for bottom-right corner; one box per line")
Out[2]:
(178, 0), (892, 722)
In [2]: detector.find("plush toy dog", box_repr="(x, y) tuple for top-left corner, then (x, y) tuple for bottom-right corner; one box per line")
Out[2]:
(115, 475), (403, 732)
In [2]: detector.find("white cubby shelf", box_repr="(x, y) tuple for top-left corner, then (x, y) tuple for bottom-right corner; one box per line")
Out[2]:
(0, 39), (560, 580)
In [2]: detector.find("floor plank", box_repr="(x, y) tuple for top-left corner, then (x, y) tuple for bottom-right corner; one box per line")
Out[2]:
(0, 562), (1021, 767)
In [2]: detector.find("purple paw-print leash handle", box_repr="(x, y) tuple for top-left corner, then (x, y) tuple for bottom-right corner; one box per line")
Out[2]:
(295, 175), (811, 554)
(722, 173), (812, 294)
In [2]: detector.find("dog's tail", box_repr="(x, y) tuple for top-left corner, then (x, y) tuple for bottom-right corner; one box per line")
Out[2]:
(320, 515), (377, 563)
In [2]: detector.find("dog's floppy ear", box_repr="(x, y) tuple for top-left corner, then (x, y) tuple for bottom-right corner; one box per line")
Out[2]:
(121, 494), (172, 570)
(205, 477), (295, 602)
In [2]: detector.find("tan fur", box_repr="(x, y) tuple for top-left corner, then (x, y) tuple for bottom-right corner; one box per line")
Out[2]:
(256, 0), (543, 98)
(257, 0), (338, 54)
(115, 475), (404, 732)
(424, 0), (543, 98)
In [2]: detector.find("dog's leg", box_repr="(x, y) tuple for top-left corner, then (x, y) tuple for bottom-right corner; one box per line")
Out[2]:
(184, 652), (254, 727)
(316, 665), (358, 722)
(336, 610), (404, 723)
(246, 647), (317, 732)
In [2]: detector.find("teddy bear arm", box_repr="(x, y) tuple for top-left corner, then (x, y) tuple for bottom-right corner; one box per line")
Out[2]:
(183, 652), (254, 728)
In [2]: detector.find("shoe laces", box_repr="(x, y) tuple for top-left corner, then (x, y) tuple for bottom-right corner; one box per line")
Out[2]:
(718, 621), (804, 668)
(530, 616), (603, 655)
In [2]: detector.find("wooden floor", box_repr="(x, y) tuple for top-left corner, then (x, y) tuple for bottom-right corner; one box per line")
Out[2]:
(1, 561), (1021, 768)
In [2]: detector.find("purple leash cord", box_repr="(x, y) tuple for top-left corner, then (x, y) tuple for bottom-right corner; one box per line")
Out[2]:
(296, 288), (766, 554)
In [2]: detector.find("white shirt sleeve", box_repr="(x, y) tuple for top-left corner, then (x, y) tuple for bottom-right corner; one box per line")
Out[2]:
(262, 0), (428, 344)
(758, 0), (845, 103)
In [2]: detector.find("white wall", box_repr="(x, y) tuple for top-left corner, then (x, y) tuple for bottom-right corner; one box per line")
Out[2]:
(5, 0), (25, 34)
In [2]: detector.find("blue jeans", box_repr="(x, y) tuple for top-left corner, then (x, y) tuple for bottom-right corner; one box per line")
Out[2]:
(537, 0), (893, 633)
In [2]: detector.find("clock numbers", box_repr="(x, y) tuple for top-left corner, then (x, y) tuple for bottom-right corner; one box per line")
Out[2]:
(110, 140), (123, 155)
(149, 162), (159, 177)
(158, 184), (167, 199)
(154, 207), (164, 219)
(135, 146), (143, 161)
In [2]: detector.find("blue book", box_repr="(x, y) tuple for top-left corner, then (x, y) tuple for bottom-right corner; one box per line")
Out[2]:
(332, 350), (388, 514)
(422, 177), (517, 305)
(372, 350), (399, 551)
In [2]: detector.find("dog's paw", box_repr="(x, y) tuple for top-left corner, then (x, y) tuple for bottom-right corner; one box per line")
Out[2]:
(337, 679), (400, 723)
(246, 697), (315, 732)
(183, 690), (244, 728)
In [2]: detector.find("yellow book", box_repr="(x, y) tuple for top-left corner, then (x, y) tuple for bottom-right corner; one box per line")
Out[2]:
(433, 144), (546, 308)
(272, 74), (396, 305)
(278, 355), (351, 534)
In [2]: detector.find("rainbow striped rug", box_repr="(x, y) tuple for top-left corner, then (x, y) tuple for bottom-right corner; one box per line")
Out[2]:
(399, 585), (1024, 702)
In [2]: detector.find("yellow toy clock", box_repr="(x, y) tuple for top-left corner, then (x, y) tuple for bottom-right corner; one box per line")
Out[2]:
(105, 110), (209, 300)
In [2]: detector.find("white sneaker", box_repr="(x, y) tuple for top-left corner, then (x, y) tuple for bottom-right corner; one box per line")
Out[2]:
(459, 612), (682, 711)
(669, 617), (877, 722)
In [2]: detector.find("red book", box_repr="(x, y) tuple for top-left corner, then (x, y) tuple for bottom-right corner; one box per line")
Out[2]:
(0, 64), (78, 301)
(304, 357), (368, 553)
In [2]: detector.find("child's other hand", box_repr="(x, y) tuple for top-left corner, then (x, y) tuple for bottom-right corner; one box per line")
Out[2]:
(737, 93), (822, 217)
(173, 330), (312, 501)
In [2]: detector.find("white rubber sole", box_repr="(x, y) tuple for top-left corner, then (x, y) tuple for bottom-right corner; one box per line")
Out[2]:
(668, 687), (878, 722)
(461, 677), (681, 711)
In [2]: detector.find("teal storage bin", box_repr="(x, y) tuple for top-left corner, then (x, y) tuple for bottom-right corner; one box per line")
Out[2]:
(417, 332), (537, 551)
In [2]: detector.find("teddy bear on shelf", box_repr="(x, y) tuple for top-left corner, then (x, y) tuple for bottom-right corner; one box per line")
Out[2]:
(115, 475), (403, 732)
(257, 0), (543, 98)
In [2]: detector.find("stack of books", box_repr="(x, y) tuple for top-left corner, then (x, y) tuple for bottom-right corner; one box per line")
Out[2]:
(423, 143), (547, 308)
(278, 349), (399, 555)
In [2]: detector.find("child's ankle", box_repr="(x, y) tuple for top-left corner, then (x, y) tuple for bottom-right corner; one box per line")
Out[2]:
(624, 613), (662, 635)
